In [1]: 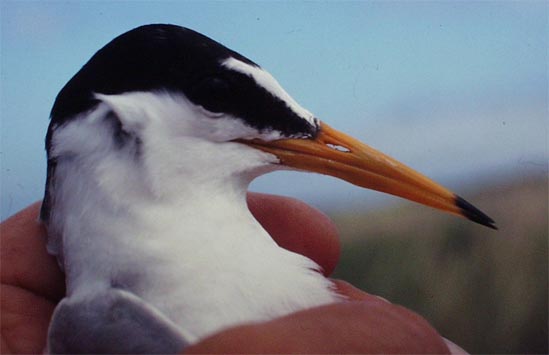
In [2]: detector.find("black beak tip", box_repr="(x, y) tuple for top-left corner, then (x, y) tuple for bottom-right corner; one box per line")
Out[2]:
(455, 195), (498, 230)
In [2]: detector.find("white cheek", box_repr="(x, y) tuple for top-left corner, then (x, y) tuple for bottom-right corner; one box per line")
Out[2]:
(95, 91), (286, 143)
(189, 111), (285, 142)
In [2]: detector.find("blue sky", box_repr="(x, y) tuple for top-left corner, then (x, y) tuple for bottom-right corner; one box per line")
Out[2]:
(1, 1), (547, 220)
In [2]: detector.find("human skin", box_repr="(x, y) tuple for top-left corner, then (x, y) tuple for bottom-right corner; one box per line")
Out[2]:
(1, 193), (451, 354)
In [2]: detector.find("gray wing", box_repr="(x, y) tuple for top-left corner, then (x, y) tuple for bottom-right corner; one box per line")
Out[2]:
(47, 288), (190, 354)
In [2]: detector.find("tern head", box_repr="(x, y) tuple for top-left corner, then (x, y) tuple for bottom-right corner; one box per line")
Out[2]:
(42, 24), (495, 229)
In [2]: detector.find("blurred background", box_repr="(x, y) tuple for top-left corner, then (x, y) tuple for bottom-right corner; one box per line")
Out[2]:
(1, 1), (547, 353)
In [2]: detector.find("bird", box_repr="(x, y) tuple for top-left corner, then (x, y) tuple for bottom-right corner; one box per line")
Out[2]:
(41, 24), (496, 354)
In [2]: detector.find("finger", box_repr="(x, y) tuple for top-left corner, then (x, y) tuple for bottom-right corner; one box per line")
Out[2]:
(334, 280), (465, 354)
(0, 202), (65, 301)
(247, 192), (340, 276)
(185, 300), (450, 354)
(1, 284), (56, 354)
(336, 279), (457, 353)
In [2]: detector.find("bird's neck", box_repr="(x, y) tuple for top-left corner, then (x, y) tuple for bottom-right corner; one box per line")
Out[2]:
(52, 155), (339, 341)
(129, 179), (277, 247)
(54, 162), (275, 291)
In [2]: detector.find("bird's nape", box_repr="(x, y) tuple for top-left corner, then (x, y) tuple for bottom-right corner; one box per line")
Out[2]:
(240, 121), (496, 229)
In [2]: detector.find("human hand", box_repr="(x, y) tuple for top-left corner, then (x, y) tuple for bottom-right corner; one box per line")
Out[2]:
(1, 194), (455, 354)
(1, 201), (64, 354)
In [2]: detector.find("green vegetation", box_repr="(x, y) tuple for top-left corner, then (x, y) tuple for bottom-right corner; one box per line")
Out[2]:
(332, 174), (548, 354)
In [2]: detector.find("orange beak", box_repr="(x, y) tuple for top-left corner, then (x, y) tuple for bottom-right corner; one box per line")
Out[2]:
(241, 121), (496, 229)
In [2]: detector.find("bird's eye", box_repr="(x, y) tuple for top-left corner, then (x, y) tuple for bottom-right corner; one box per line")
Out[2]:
(189, 76), (232, 115)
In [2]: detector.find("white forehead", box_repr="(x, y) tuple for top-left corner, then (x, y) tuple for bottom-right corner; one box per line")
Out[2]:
(222, 57), (317, 126)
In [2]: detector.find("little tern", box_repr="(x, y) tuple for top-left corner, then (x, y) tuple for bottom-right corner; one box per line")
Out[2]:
(41, 24), (495, 354)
